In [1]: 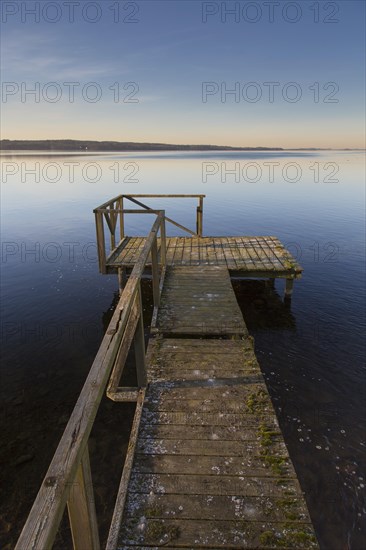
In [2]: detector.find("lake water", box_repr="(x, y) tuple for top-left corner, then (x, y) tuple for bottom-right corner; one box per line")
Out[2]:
(0, 150), (365, 549)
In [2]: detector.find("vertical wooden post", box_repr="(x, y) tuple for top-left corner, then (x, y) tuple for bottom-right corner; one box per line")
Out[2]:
(284, 278), (294, 299)
(118, 268), (127, 295)
(67, 446), (100, 550)
(119, 196), (124, 241)
(197, 197), (203, 237)
(134, 285), (147, 387)
(95, 211), (106, 274)
(200, 197), (204, 237)
(151, 238), (160, 308)
(110, 204), (116, 251)
(160, 215), (166, 267)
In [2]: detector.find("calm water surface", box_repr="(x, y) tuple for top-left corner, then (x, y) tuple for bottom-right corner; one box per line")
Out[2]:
(0, 151), (365, 549)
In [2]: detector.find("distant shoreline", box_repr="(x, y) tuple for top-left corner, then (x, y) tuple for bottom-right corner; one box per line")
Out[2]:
(0, 140), (362, 152)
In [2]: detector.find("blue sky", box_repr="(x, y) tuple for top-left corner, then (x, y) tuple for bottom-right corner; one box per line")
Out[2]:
(0, 0), (365, 147)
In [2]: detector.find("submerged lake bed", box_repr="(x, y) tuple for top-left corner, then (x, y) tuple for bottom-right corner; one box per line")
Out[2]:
(1, 150), (365, 549)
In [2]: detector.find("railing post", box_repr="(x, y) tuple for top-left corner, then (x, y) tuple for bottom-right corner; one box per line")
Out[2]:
(119, 196), (124, 240)
(151, 237), (160, 308)
(134, 285), (147, 387)
(67, 445), (100, 550)
(196, 197), (203, 237)
(200, 197), (204, 237)
(109, 205), (116, 250)
(95, 211), (106, 274)
(160, 214), (166, 267)
(118, 267), (127, 295)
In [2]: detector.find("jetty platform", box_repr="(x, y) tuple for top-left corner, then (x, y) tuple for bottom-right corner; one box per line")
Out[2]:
(15, 195), (318, 550)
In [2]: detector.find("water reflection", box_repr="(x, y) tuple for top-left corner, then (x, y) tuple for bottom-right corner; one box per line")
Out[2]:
(0, 150), (365, 549)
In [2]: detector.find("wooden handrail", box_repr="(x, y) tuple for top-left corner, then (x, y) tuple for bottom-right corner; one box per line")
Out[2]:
(15, 212), (166, 550)
(93, 194), (205, 213)
(93, 195), (205, 273)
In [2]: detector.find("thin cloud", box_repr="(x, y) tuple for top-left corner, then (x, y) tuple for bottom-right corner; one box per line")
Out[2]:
(1, 30), (130, 81)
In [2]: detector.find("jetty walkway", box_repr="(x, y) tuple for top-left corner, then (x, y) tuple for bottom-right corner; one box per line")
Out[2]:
(15, 195), (318, 549)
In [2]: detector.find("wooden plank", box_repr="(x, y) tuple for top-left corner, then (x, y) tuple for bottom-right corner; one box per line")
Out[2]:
(204, 238), (217, 265)
(134, 285), (147, 387)
(152, 337), (255, 352)
(190, 237), (200, 265)
(183, 234), (192, 266)
(106, 293), (140, 399)
(164, 237), (176, 265)
(146, 382), (268, 401)
(234, 237), (256, 270)
(251, 238), (273, 270)
(119, 197), (124, 240)
(138, 422), (280, 441)
(170, 237), (181, 266)
(151, 239), (160, 307)
(212, 237), (226, 264)
(173, 238), (185, 265)
(199, 237), (211, 265)
(124, 492), (311, 523)
(107, 236), (129, 265)
(106, 236), (303, 278)
(94, 194), (122, 211)
(113, 237), (131, 264)
(119, 517), (318, 548)
(259, 237), (284, 269)
(95, 211), (106, 273)
(241, 237), (265, 270)
(145, 338), (260, 381)
(122, 194), (206, 198)
(262, 236), (286, 270)
(135, 438), (287, 458)
(148, 368), (261, 383)
(144, 396), (269, 414)
(118, 237), (138, 265)
(128, 472), (302, 497)
(223, 237), (239, 270)
(156, 266), (247, 336)
(67, 448), (100, 550)
(160, 221), (167, 267)
(140, 410), (277, 428)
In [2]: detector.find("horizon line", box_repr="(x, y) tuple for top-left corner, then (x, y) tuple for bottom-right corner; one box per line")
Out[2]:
(1, 139), (365, 152)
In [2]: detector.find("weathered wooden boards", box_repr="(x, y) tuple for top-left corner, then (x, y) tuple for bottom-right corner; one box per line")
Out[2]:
(117, 336), (318, 548)
(153, 266), (247, 336)
(115, 266), (318, 549)
(107, 236), (302, 279)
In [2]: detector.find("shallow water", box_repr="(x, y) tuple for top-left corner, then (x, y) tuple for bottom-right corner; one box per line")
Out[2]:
(1, 150), (365, 549)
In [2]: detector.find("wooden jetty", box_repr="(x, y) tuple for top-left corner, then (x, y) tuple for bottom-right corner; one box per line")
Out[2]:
(15, 195), (318, 550)
(94, 195), (302, 299)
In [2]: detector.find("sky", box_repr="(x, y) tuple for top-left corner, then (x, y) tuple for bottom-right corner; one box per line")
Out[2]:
(0, 0), (365, 148)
